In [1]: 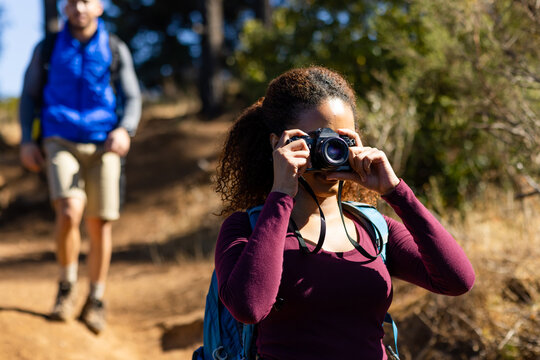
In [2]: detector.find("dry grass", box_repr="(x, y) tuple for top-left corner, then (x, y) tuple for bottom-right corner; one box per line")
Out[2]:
(0, 98), (20, 147)
(388, 190), (540, 359)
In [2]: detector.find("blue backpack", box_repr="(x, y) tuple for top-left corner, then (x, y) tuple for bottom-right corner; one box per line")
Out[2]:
(193, 202), (399, 360)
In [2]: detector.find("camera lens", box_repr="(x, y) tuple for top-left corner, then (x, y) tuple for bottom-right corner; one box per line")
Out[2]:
(321, 138), (349, 166)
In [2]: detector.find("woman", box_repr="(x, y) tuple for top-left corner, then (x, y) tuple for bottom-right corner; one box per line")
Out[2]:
(214, 66), (475, 359)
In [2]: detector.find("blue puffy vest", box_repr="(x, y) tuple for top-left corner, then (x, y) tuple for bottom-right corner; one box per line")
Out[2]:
(41, 19), (117, 143)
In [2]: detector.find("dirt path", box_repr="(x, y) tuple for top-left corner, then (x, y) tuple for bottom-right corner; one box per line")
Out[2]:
(0, 103), (232, 359)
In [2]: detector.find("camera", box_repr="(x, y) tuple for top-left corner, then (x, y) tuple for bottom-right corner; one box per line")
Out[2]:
(288, 128), (356, 171)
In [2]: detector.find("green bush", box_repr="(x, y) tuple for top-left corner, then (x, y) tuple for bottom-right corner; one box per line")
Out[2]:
(0, 97), (19, 124)
(234, 0), (540, 210)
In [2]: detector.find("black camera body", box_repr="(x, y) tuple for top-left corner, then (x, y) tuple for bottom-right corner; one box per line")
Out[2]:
(289, 128), (355, 172)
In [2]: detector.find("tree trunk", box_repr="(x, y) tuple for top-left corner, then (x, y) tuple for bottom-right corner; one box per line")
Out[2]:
(254, 0), (272, 28)
(199, 0), (224, 118)
(43, 0), (60, 34)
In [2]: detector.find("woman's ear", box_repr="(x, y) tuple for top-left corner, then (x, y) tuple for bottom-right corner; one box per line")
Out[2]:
(269, 133), (280, 149)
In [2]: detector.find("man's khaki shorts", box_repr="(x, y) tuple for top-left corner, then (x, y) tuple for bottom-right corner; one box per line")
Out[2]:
(43, 137), (121, 221)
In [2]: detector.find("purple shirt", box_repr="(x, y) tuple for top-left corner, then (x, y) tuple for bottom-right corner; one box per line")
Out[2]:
(215, 180), (475, 359)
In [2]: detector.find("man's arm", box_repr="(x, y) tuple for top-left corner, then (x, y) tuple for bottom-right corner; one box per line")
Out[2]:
(19, 42), (45, 172)
(105, 40), (141, 157)
(116, 41), (141, 135)
(19, 41), (44, 144)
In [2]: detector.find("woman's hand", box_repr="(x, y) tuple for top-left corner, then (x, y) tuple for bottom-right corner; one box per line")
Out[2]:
(269, 129), (311, 197)
(327, 129), (400, 195)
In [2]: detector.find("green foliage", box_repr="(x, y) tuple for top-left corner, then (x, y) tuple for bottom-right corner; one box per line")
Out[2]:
(0, 98), (19, 124)
(235, 0), (540, 209)
(105, 0), (263, 88)
(234, 1), (406, 100)
(104, 0), (200, 87)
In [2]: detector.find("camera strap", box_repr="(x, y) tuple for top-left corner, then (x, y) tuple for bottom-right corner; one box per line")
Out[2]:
(289, 177), (326, 254)
(337, 181), (381, 261)
(290, 178), (381, 260)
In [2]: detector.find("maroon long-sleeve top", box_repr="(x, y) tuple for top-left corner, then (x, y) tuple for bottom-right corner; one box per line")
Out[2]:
(215, 180), (475, 359)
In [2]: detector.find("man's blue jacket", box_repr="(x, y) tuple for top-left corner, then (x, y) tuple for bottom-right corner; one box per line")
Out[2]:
(41, 19), (117, 143)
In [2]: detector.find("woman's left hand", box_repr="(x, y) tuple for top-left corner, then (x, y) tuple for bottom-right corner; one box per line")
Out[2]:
(326, 129), (400, 195)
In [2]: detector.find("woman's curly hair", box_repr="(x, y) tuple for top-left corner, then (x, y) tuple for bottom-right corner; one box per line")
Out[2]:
(216, 66), (375, 215)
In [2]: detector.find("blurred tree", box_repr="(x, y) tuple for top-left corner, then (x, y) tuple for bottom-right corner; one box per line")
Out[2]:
(254, 0), (272, 28)
(104, 0), (200, 89)
(199, 0), (224, 116)
(235, 0), (540, 209)
(105, 0), (268, 94)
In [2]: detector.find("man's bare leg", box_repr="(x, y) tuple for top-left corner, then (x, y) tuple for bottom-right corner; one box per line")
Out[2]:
(85, 216), (112, 289)
(50, 197), (85, 321)
(80, 216), (112, 334)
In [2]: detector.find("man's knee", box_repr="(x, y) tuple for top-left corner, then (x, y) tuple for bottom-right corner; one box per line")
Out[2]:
(54, 198), (85, 227)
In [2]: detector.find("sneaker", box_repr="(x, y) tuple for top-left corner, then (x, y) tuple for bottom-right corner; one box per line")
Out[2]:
(79, 296), (106, 334)
(49, 281), (77, 321)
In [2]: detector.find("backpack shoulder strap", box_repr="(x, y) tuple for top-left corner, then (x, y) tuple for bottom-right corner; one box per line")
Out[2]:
(39, 32), (58, 98)
(32, 32), (59, 143)
(41, 32), (58, 72)
(341, 201), (389, 263)
(246, 205), (264, 229)
(108, 33), (121, 75)
(107, 33), (122, 94)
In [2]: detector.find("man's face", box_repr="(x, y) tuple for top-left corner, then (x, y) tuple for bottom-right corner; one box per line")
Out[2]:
(64, 0), (103, 30)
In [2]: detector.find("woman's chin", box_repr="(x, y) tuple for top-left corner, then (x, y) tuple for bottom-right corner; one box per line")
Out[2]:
(304, 172), (340, 196)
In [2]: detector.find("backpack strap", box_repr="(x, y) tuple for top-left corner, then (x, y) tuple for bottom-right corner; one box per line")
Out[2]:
(246, 205), (264, 229)
(40, 31), (58, 94)
(384, 313), (400, 360)
(31, 31), (59, 144)
(107, 33), (121, 93)
(341, 201), (388, 263)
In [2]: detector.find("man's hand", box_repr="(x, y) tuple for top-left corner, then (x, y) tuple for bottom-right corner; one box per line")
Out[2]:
(20, 142), (45, 172)
(105, 128), (131, 157)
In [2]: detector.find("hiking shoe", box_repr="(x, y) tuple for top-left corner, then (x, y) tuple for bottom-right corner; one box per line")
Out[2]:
(50, 281), (77, 321)
(79, 296), (106, 334)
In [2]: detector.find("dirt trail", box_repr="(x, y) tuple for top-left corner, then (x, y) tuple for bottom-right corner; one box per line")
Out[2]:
(0, 103), (232, 359)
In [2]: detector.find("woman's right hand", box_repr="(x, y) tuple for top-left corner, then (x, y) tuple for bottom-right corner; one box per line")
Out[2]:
(270, 129), (310, 197)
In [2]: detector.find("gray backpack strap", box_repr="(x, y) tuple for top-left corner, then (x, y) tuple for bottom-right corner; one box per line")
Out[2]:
(107, 33), (121, 93)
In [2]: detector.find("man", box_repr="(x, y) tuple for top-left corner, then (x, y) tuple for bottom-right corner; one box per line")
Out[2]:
(18, 0), (141, 334)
